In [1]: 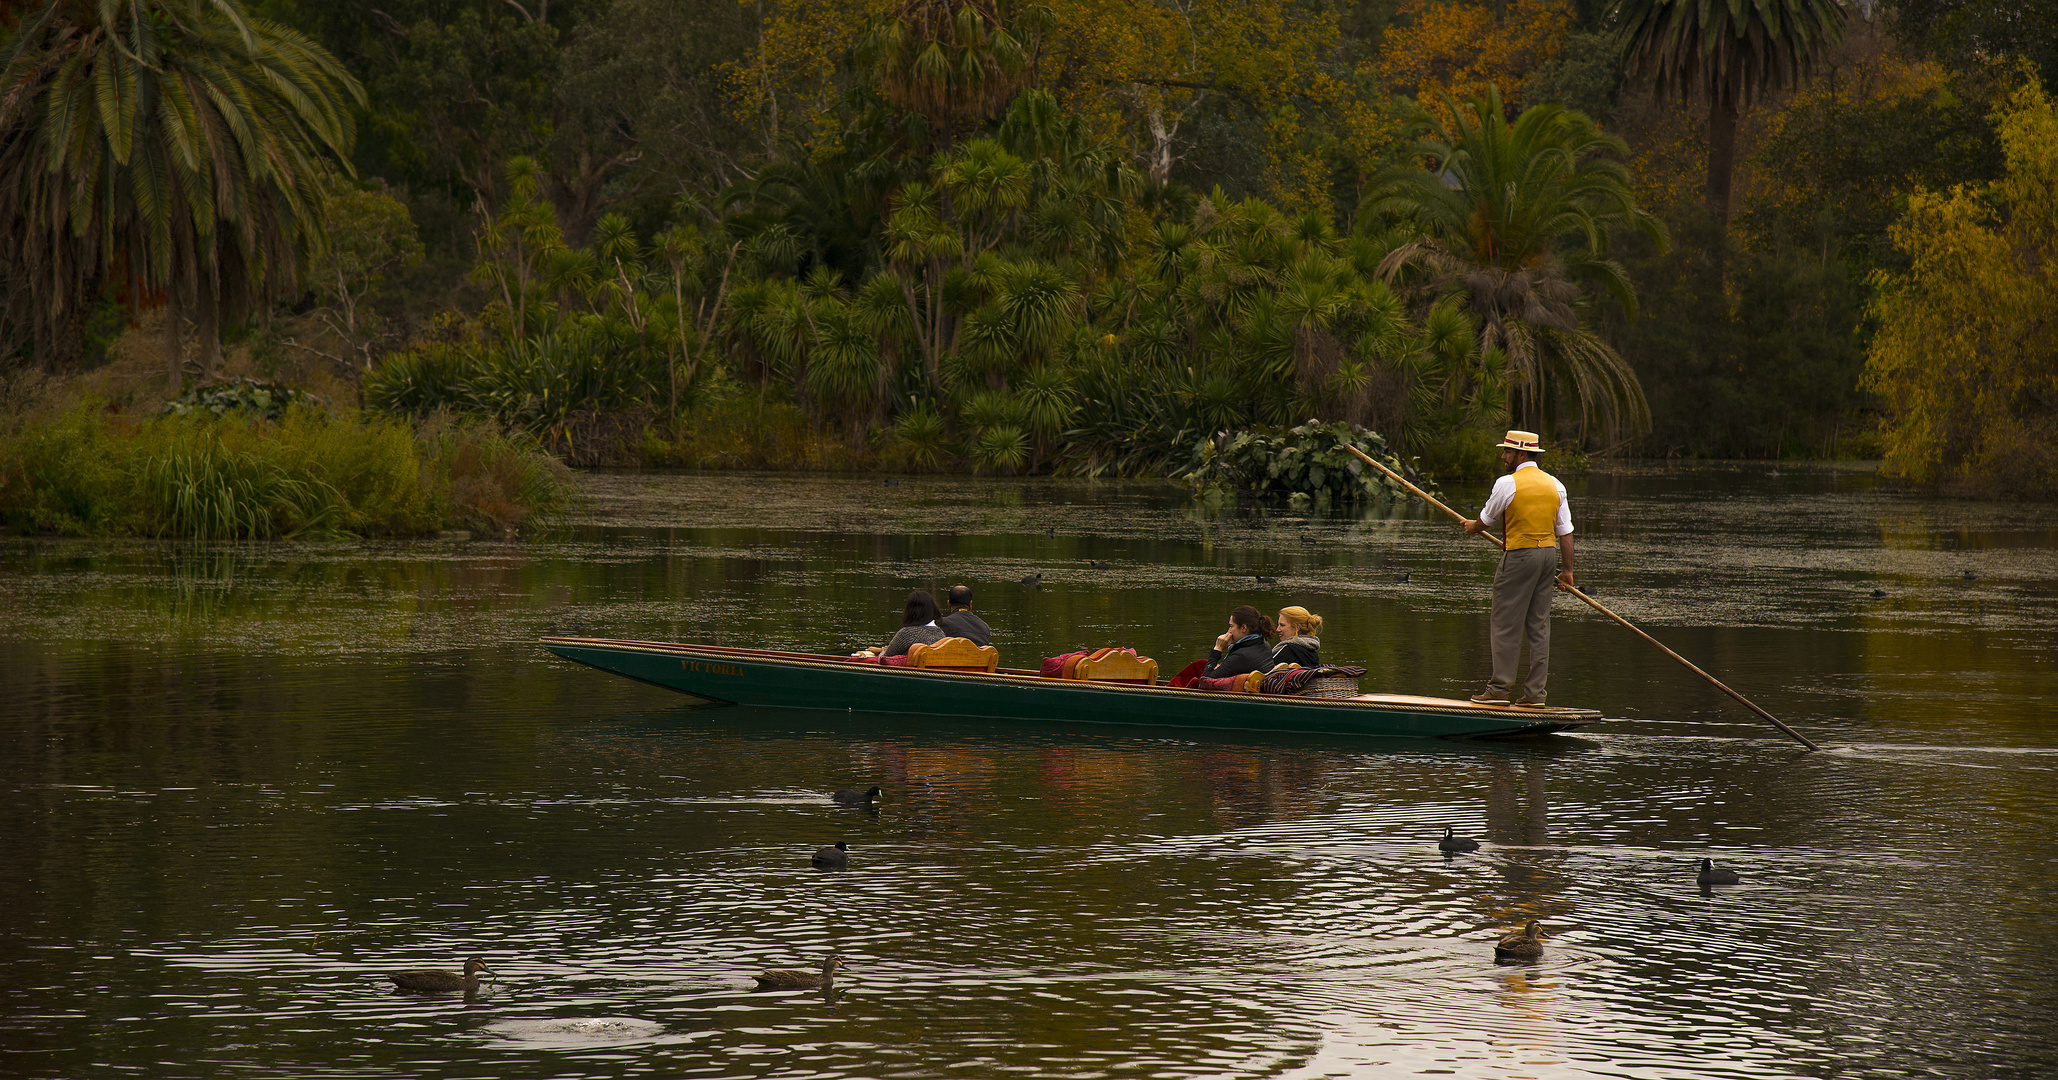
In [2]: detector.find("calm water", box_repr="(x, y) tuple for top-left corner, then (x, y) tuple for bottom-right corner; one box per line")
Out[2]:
(3, 465), (2056, 1080)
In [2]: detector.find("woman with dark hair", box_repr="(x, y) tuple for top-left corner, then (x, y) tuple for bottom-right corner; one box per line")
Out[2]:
(852, 590), (947, 659)
(1202, 605), (1275, 679)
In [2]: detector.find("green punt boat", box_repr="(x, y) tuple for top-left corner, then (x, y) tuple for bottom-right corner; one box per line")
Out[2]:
(540, 637), (1604, 740)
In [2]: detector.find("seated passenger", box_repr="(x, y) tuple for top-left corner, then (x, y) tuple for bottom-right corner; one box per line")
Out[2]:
(1203, 605), (1275, 680)
(935, 584), (992, 647)
(1270, 606), (1323, 668)
(852, 590), (947, 659)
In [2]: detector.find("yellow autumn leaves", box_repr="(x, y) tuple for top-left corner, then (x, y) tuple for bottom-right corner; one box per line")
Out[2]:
(1864, 75), (2058, 493)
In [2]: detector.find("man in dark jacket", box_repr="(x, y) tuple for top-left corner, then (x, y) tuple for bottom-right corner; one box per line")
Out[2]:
(935, 585), (992, 646)
(1202, 605), (1274, 679)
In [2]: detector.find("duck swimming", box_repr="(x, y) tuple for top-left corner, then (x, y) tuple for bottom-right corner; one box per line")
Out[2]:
(1697, 858), (1741, 886)
(753, 955), (844, 990)
(386, 957), (490, 993)
(1439, 826), (1480, 854)
(832, 786), (881, 807)
(1493, 922), (1546, 961)
(813, 841), (850, 868)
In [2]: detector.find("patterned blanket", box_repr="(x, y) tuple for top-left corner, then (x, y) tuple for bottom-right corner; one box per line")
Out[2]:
(1259, 665), (1365, 695)
(1185, 664), (1368, 695)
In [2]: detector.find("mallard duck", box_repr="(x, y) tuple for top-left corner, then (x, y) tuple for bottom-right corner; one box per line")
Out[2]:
(386, 957), (490, 993)
(1439, 826), (1480, 854)
(1697, 858), (1741, 886)
(832, 786), (881, 807)
(813, 841), (849, 867)
(1493, 921), (1545, 961)
(753, 955), (844, 990)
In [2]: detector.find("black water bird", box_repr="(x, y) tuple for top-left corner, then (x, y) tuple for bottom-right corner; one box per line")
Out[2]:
(387, 957), (490, 994)
(1870, 589), (1888, 599)
(1393, 571), (1410, 584)
(1439, 826), (1479, 854)
(1044, 527), (1056, 537)
(883, 478), (899, 487)
(1493, 921), (1546, 961)
(1697, 858), (1740, 887)
(1963, 570), (1977, 581)
(1300, 533), (1318, 545)
(813, 841), (850, 868)
(833, 786), (881, 807)
(1020, 572), (1043, 588)
(753, 956), (844, 990)
(1090, 560), (1111, 571)
(1254, 574), (1277, 586)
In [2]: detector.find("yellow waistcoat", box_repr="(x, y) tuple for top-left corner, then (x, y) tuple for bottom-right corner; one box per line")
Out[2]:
(1504, 467), (1561, 550)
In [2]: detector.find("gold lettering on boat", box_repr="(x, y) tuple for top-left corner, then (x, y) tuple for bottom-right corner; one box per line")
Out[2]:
(681, 661), (744, 676)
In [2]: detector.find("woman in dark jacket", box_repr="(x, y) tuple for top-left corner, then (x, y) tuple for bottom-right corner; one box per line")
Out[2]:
(1202, 605), (1275, 679)
(852, 591), (947, 659)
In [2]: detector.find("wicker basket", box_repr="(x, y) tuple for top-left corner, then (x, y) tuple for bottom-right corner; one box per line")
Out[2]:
(1293, 674), (1362, 699)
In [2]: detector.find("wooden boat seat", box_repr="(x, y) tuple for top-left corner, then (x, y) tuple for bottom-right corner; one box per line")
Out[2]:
(1072, 648), (1157, 685)
(907, 637), (999, 673)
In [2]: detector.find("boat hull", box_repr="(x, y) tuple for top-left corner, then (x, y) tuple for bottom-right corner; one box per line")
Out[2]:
(540, 637), (1603, 740)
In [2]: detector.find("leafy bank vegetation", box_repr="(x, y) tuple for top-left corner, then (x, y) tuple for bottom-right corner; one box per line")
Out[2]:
(0, 0), (2053, 501)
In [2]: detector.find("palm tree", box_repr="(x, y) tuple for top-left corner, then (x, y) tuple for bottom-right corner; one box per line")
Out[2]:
(1363, 86), (1666, 445)
(0, 0), (362, 384)
(1615, 0), (1847, 225)
(855, 0), (1031, 149)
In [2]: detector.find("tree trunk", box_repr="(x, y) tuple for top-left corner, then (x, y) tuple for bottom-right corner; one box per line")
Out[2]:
(164, 292), (186, 395)
(1705, 91), (1739, 227)
(194, 276), (221, 381)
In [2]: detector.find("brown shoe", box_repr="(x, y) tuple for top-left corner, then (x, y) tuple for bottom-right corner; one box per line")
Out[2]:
(1469, 689), (1511, 704)
(1514, 696), (1545, 707)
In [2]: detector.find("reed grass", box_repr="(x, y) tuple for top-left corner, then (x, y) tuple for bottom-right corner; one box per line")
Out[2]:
(0, 402), (574, 539)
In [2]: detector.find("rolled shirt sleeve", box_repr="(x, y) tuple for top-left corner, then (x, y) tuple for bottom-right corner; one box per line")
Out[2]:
(1477, 475), (1516, 530)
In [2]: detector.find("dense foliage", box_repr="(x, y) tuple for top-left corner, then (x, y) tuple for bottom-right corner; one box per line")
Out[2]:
(0, 0), (2049, 496)
(1863, 77), (2058, 497)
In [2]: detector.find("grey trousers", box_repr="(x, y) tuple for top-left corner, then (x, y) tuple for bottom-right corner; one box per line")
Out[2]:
(1489, 546), (1558, 702)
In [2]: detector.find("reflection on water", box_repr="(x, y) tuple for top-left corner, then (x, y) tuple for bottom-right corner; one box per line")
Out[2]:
(2, 464), (2055, 1079)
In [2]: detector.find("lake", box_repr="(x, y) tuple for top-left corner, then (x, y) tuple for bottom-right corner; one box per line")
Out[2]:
(3, 464), (2055, 1079)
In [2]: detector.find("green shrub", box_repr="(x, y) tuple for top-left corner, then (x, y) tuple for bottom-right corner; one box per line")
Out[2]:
(162, 379), (327, 422)
(670, 390), (876, 470)
(415, 412), (576, 533)
(1174, 419), (1433, 504)
(883, 404), (954, 471)
(968, 424), (1031, 474)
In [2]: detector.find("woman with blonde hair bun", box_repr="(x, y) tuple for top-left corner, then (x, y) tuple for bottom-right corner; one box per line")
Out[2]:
(1271, 606), (1323, 667)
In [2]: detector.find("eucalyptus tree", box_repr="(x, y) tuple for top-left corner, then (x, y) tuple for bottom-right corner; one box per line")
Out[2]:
(1615, 0), (1848, 225)
(0, 0), (362, 383)
(1363, 86), (1666, 445)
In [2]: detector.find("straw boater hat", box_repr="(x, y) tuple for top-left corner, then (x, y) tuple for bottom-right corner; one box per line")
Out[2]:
(1495, 430), (1544, 453)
